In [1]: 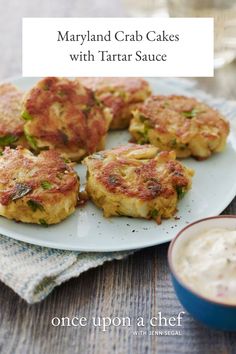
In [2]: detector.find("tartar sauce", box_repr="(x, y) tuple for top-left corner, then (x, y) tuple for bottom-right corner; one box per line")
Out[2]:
(175, 228), (236, 304)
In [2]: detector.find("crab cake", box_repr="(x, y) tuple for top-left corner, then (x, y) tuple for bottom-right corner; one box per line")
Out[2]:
(0, 147), (79, 225)
(0, 83), (28, 150)
(83, 144), (193, 223)
(79, 77), (151, 130)
(129, 95), (230, 160)
(22, 77), (112, 162)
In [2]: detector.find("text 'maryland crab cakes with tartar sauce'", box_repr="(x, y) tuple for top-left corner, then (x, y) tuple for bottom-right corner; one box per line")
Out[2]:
(83, 144), (193, 224)
(0, 147), (79, 225)
(0, 83), (28, 150)
(21, 77), (112, 162)
(78, 77), (151, 130)
(129, 95), (230, 160)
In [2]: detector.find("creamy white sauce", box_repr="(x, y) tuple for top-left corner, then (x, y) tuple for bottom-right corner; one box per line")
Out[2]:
(175, 228), (236, 304)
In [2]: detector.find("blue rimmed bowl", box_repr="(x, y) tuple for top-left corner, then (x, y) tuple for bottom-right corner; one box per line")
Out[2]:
(168, 215), (236, 331)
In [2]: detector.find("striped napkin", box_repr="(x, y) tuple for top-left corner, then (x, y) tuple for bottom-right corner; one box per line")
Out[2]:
(0, 235), (131, 303)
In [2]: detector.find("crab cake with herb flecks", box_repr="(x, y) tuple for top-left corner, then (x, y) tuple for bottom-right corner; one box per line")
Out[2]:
(83, 144), (193, 223)
(0, 83), (28, 150)
(79, 77), (151, 130)
(0, 147), (79, 225)
(129, 95), (229, 160)
(22, 77), (112, 162)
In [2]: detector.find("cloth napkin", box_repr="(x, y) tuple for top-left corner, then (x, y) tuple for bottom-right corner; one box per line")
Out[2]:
(0, 235), (131, 303)
(0, 78), (235, 304)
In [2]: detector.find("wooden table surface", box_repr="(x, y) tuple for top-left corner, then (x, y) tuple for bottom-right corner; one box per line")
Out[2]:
(1, 1), (236, 353)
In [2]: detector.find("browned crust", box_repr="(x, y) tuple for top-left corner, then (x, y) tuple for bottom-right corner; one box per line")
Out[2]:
(138, 95), (229, 141)
(23, 77), (110, 157)
(84, 144), (192, 201)
(79, 77), (151, 129)
(0, 83), (24, 139)
(0, 147), (78, 206)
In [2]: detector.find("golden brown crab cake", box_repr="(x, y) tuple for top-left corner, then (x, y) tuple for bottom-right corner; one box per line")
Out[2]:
(79, 77), (151, 130)
(129, 95), (230, 160)
(0, 147), (79, 225)
(83, 144), (193, 223)
(22, 77), (112, 162)
(0, 83), (28, 150)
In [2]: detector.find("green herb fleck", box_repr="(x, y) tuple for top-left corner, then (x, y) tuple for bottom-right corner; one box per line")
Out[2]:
(169, 139), (177, 148)
(118, 91), (127, 99)
(176, 186), (186, 200)
(27, 199), (44, 212)
(182, 108), (199, 119)
(21, 110), (33, 121)
(150, 209), (159, 219)
(0, 135), (18, 147)
(137, 123), (150, 144)
(38, 146), (49, 152)
(25, 134), (38, 150)
(139, 114), (147, 123)
(94, 96), (102, 106)
(62, 157), (70, 163)
(138, 131), (148, 144)
(41, 181), (52, 190)
(82, 106), (91, 114)
(39, 219), (48, 227)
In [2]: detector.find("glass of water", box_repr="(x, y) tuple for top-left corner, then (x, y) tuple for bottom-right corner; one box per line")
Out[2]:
(168, 0), (236, 68)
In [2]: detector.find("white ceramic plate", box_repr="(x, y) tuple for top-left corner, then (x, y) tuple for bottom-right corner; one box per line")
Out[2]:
(0, 77), (236, 252)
